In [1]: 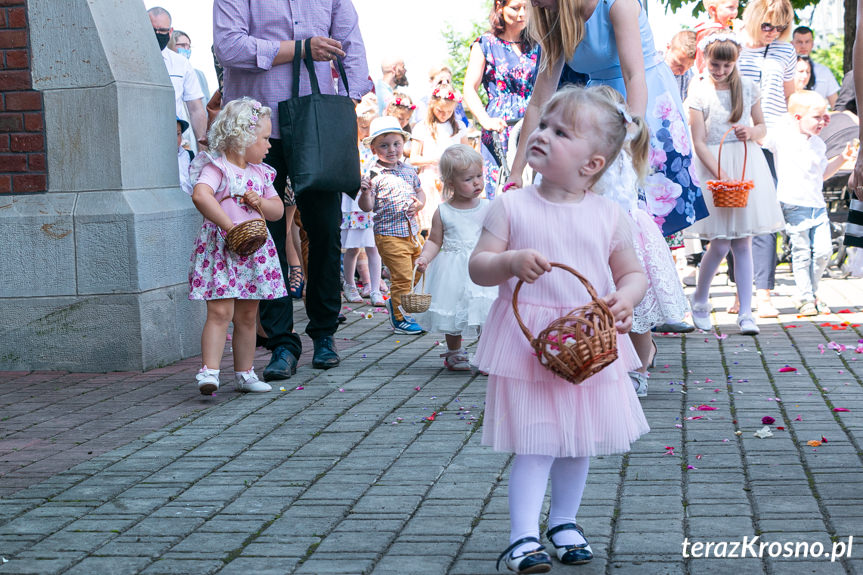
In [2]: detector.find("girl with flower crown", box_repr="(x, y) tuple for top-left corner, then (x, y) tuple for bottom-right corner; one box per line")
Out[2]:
(188, 97), (287, 396)
(685, 32), (783, 335)
(410, 85), (470, 233)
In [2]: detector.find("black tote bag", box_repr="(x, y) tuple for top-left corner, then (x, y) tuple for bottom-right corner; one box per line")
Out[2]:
(278, 38), (361, 198)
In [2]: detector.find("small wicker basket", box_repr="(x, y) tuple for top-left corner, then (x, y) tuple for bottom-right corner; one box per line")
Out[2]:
(706, 127), (754, 208)
(225, 204), (268, 257)
(512, 263), (618, 385)
(402, 263), (431, 314)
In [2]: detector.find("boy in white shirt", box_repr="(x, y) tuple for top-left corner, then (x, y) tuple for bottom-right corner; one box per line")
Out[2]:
(762, 91), (857, 315)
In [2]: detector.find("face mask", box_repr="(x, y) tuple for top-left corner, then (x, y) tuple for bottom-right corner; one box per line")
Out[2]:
(178, 48), (191, 59)
(155, 31), (170, 51)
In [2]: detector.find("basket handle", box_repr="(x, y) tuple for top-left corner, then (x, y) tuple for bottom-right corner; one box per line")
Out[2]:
(715, 127), (748, 182)
(410, 262), (425, 295)
(218, 194), (265, 219)
(511, 262), (609, 344)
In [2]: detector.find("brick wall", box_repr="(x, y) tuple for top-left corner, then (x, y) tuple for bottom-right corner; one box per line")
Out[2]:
(0, 0), (46, 194)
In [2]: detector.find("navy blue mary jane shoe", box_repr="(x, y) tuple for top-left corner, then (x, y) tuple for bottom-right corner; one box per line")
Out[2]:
(546, 523), (593, 565)
(496, 536), (552, 574)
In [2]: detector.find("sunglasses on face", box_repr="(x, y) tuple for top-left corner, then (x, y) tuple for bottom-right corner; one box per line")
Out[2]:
(761, 22), (787, 33)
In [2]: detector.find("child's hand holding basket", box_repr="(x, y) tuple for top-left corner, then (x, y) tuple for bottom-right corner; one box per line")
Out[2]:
(512, 262), (619, 385)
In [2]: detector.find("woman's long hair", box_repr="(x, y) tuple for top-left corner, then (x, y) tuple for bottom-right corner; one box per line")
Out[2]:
(527, 0), (584, 73)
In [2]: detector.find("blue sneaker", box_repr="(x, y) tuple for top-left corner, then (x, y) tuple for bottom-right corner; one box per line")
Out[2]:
(386, 298), (424, 335)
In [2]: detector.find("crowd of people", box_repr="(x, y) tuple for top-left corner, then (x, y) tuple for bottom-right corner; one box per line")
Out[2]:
(147, 0), (862, 572)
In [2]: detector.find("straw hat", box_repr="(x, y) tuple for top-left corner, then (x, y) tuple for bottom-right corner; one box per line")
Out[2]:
(363, 116), (411, 147)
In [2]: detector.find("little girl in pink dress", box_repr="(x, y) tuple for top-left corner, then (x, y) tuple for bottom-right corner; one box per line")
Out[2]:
(470, 86), (649, 573)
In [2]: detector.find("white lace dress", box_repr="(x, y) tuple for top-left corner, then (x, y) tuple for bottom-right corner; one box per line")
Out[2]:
(594, 151), (689, 333)
(415, 201), (498, 337)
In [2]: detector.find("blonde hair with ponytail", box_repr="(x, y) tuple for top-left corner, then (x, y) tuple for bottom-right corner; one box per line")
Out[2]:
(544, 85), (649, 184)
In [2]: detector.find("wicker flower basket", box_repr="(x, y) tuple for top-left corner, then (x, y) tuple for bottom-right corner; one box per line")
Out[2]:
(706, 127), (754, 208)
(512, 263), (619, 385)
(225, 204), (268, 257)
(402, 263), (431, 314)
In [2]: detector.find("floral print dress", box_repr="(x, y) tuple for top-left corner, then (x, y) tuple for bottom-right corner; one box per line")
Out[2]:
(566, 0), (708, 239)
(188, 153), (288, 301)
(475, 33), (540, 199)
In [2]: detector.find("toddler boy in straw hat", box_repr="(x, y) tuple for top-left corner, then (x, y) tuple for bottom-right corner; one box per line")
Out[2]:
(760, 91), (857, 315)
(358, 116), (427, 335)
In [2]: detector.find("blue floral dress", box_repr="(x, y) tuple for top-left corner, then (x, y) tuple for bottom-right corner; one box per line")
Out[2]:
(566, 0), (708, 238)
(475, 34), (540, 199)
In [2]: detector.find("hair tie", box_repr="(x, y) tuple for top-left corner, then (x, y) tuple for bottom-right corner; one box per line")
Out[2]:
(615, 103), (633, 125)
(697, 32), (741, 53)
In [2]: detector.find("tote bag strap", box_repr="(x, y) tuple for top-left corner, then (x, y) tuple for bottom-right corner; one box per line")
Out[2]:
(292, 38), (351, 99)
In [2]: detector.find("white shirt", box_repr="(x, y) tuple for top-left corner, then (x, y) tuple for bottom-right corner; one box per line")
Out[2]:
(178, 147), (192, 195)
(812, 60), (840, 100)
(762, 119), (828, 208)
(161, 47), (204, 121)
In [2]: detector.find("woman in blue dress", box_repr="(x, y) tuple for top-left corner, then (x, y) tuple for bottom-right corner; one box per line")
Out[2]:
(463, 0), (540, 200)
(509, 0), (708, 239)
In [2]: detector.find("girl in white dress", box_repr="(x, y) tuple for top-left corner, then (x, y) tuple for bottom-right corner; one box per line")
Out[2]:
(415, 145), (498, 370)
(686, 32), (784, 335)
(410, 85), (469, 233)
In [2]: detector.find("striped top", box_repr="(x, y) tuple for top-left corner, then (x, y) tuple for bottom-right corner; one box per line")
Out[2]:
(737, 41), (796, 126)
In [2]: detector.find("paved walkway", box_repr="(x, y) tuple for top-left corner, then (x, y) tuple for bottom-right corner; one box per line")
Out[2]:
(2, 268), (863, 574)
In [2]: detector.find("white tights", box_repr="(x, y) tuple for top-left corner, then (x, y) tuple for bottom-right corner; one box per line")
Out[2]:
(508, 454), (590, 555)
(694, 237), (754, 315)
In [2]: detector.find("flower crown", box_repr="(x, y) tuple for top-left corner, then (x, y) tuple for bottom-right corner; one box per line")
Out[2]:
(432, 86), (462, 102)
(391, 96), (416, 110)
(697, 32), (741, 53)
(248, 100), (262, 133)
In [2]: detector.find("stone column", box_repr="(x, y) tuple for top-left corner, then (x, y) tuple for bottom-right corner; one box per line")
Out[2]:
(0, 0), (205, 371)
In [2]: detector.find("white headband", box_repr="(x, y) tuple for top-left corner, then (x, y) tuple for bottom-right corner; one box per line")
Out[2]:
(697, 33), (741, 53)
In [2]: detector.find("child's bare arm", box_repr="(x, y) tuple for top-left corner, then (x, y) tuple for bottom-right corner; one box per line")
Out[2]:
(416, 209), (443, 272)
(825, 143), (858, 181)
(603, 244), (647, 334)
(192, 183), (234, 231)
(689, 107), (727, 180)
(357, 176), (374, 212)
(259, 195), (284, 221)
(469, 229), (550, 287)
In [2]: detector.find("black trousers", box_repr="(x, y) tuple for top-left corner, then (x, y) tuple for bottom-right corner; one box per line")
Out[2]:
(259, 138), (342, 354)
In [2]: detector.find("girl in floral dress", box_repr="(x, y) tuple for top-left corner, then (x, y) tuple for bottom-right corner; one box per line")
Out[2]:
(464, 0), (540, 199)
(189, 98), (287, 396)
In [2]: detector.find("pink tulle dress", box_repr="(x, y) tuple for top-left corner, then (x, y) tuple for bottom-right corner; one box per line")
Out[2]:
(474, 187), (650, 457)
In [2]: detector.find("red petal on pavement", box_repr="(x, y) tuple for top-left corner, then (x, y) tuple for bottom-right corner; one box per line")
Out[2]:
(778, 366), (797, 373)
(833, 408), (850, 412)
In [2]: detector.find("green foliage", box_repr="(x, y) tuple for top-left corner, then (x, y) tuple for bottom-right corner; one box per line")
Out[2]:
(811, 34), (845, 86)
(657, 0), (820, 18)
(441, 19), (489, 93)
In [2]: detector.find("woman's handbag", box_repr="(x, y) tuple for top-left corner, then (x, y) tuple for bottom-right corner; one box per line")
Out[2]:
(278, 38), (361, 199)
